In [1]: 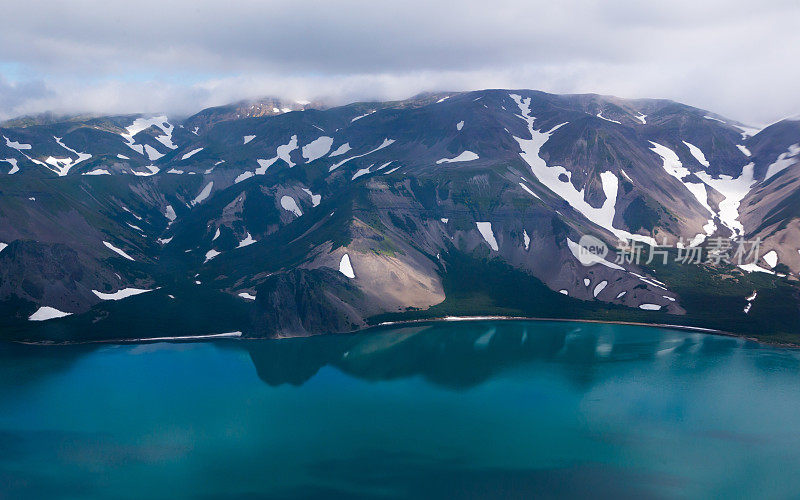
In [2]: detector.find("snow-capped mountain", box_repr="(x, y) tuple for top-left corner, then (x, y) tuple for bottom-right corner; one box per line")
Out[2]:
(1, 90), (799, 343)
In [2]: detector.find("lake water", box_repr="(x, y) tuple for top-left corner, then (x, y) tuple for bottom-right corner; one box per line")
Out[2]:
(2, 320), (800, 499)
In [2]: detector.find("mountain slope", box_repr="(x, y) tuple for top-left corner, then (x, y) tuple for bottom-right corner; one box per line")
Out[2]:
(1, 90), (799, 343)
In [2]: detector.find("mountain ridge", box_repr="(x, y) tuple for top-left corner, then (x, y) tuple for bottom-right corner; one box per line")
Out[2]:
(1, 88), (799, 343)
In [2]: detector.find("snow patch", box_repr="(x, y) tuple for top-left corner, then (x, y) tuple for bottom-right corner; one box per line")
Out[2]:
(92, 288), (155, 301)
(204, 249), (221, 263)
(436, 151), (479, 164)
(121, 116), (177, 152)
(596, 112), (621, 124)
(763, 250), (778, 268)
(276, 135), (298, 167)
(144, 144), (164, 161)
(764, 143), (800, 180)
(695, 162), (755, 238)
(523, 230), (530, 250)
(352, 165), (373, 180)
(164, 205), (177, 222)
(301, 136), (334, 163)
(47, 136), (92, 176)
(103, 241), (135, 261)
(650, 141), (717, 242)
(302, 188), (321, 206)
(181, 148), (203, 160)
(237, 233), (256, 248)
(132, 165), (159, 176)
(329, 143), (351, 157)
(738, 263), (775, 274)
(351, 110), (375, 122)
(191, 182), (213, 205)
(476, 222), (499, 251)
(329, 139), (395, 172)
(238, 292), (256, 300)
(339, 253), (355, 278)
(243, 135), (256, 145)
(593, 280), (608, 297)
(566, 238), (624, 270)
(280, 195), (303, 217)
(83, 169), (110, 175)
(29, 306), (72, 321)
(639, 304), (662, 311)
(511, 94), (654, 245)
(456, 120), (464, 131)
(518, 182), (540, 200)
(2, 158), (19, 174)
(682, 141), (710, 167)
(4, 136), (32, 150)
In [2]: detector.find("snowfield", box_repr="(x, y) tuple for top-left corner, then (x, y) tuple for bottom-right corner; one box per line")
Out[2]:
(511, 94), (654, 245)
(695, 163), (755, 238)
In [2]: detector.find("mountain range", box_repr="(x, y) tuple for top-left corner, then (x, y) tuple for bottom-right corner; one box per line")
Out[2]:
(1, 89), (799, 344)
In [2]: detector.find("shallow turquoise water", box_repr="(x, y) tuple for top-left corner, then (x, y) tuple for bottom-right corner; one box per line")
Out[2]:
(2, 321), (800, 499)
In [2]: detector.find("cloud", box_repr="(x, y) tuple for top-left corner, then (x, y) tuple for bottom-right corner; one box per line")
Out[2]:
(0, 0), (798, 123)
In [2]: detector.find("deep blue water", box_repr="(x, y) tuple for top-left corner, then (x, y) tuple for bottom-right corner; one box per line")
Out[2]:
(2, 321), (800, 499)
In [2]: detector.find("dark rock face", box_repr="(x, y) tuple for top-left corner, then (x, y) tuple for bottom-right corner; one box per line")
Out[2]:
(0, 90), (798, 342)
(251, 268), (368, 338)
(0, 241), (121, 319)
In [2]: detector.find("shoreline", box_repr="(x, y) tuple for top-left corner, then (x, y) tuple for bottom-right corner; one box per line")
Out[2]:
(369, 316), (797, 348)
(9, 316), (799, 349)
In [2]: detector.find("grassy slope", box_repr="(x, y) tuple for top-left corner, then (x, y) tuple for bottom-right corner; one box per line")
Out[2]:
(368, 248), (800, 345)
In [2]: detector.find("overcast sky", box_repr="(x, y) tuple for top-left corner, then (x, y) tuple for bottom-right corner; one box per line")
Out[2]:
(1, 0), (798, 124)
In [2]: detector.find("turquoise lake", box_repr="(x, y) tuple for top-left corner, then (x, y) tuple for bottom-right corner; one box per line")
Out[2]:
(2, 320), (800, 499)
